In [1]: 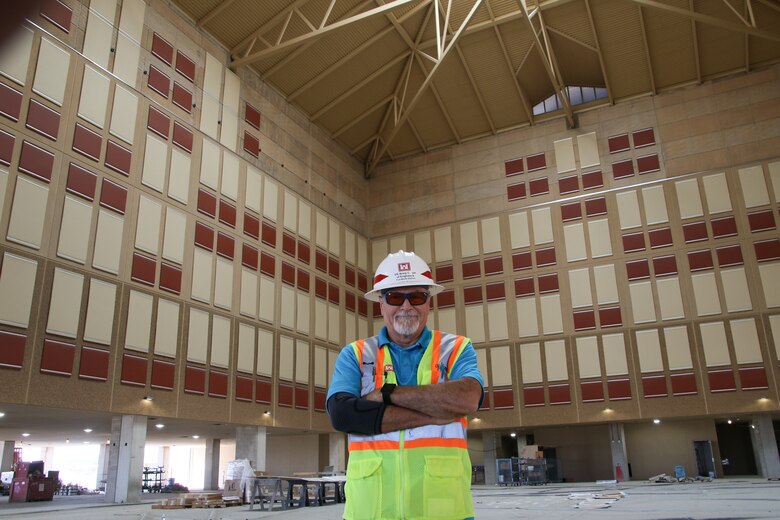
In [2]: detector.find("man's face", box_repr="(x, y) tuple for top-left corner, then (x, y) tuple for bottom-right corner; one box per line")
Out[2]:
(380, 286), (431, 345)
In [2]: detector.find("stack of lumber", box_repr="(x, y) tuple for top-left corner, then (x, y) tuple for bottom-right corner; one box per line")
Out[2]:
(152, 492), (239, 509)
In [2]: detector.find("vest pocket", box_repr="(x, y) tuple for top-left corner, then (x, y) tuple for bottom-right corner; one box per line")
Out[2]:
(345, 457), (383, 519)
(423, 455), (468, 518)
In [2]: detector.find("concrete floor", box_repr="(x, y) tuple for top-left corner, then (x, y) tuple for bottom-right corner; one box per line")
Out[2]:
(1, 479), (778, 519)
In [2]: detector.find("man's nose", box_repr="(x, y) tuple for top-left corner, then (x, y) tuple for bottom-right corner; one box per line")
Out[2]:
(400, 297), (414, 309)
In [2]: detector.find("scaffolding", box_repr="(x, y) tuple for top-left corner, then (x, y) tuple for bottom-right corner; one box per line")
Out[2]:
(142, 466), (164, 493)
(495, 457), (548, 485)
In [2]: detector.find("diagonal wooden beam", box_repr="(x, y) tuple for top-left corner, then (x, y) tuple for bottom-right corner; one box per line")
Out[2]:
(197, 0), (235, 27)
(584, 0), (614, 105)
(230, 0), (416, 69)
(231, 0), (310, 56)
(636, 4), (657, 94)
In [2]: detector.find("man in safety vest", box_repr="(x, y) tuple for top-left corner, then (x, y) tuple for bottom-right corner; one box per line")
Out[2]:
(327, 250), (484, 520)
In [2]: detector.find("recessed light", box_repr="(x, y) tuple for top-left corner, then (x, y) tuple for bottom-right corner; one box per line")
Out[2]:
(727, 419), (732, 425)
(143, 395), (153, 402)
(510, 432), (517, 438)
(155, 424), (165, 429)
(264, 411), (271, 416)
(0, 412), (5, 418)
(83, 428), (93, 433)
(21, 433), (30, 437)
(192, 435), (200, 439)
(653, 419), (661, 424)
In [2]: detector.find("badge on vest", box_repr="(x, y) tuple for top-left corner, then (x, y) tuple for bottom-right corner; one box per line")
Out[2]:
(384, 364), (394, 373)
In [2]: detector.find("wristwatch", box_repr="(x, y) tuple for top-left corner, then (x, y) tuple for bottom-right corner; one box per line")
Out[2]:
(381, 383), (396, 406)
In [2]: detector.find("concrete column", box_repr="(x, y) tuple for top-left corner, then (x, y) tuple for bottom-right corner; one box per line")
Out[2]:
(96, 443), (110, 491)
(105, 415), (147, 503)
(482, 431), (498, 485)
(204, 438), (221, 490)
(750, 415), (780, 479)
(609, 423), (629, 481)
(235, 426), (267, 472)
(43, 446), (54, 474)
(329, 433), (346, 473)
(515, 434), (528, 456)
(1, 441), (15, 472)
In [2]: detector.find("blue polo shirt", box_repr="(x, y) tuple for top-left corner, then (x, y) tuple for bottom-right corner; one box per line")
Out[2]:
(326, 325), (484, 404)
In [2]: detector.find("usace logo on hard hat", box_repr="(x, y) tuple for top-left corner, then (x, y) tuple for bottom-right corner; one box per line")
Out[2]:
(398, 262), (411, 272)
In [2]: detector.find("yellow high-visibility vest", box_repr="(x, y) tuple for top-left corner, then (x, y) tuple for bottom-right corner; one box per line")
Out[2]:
(344, 331), (474, 520)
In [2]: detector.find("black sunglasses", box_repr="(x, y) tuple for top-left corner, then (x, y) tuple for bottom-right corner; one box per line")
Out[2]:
(383, 291), (430, 306)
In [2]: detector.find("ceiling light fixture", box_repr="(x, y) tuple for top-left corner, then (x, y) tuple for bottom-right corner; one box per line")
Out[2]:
(192, 435), (200, 439)
(510, 432), (517, 438)
(653, 419), (661, 425)
(0, 412), (5, 418)
(263, 411), (271, 416)
(155, 424), (165, 429)
(83, 428), (92, 433)
(727, 419), (732, 424)
(143, 395), (153, 402)
(21, 433), (30, 437)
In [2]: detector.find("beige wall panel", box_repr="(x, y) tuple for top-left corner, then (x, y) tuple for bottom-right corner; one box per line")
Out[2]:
(460, 221), (479, 257)
(221, 153), (239, 201)
(296, 291), (309, 334)
(691, 272), (722, 316)
(257, 328), (273, 376)
(118, 0), (145, 41)
(575, 336), (600, 378)
(520, 342), (543, 384)
(554, 137), (575, 173)
(509, 211), (530, 249)
(540, 294), (563, 334)
(345, 229), (356, 265)
(214, 258), (233, 310)
(0, 168), (6, 218)
(730, 318), (762, 364)
(109, 85), (137, 145)
(328, 349), (338, 385)
(588, 219), (612, 258)
(278, 336), (294, 380)
(46, 268), (84, 339)
(738, 165), (769, 208)
(516, 297), (539, 337)
(532, 207), (553, 245)
(545, 339), (568, 381)
(641, 185), (669, 224)
(702, 172), (732, 214)
(593, 264), (619, 305)
(112, 32), (140, 87)
(58, 195), (93, 264)
(656, 277), (685, 320)
(167, 149), (190, 204)
(0, 26), (34, 85)
(82, 6), (114, 69)
(92, 209), (123, 274)
(434, 226), (453, 262)
(577, 132), (600, 168)
(603, 333), (628, 376)
(187, 308), (209, 363)
(316, 210), (328, 250)
(298, 201), (311, 241)
(769, 314), (780, 360)
(358, 236), (368, 271)
(629, 283), (656, 323)
(83, 279), (116, 345)
(135, 195), (161, 255)
(389, 235), (405, 255)
(437, 307), (457, 334)
(154, 299), (179, 358)
(295, 340), (309, 384)
(199, 139), (220, 190)
(487, 300), (508, 340)
(237, 323), (255, 373)
(720, 267), (752, 312)
(465, 305), (485, 344)
(328, 304), (340, 344)
(345, 312), (356, 341)
(314, 346), (327, 387)
(490, 345), (512, 386)
(329, 220), (340, 256)
(314, 299), (327, 340)
(635, 329), (663, 373)
(162, 207), (186, 265)
(675, 179), (704, 219)
(371, 239), (386, 266)
(245, 166), (262, 213)
(210, 315), (231, 368)
(768, 161), (780, 202)
(125, 290), (153, 353)
(78, 65), (110, 128)
(279, 285), (295, 330)
(34, 38), (70, 106)
(263, 177), (278, 222)
(220, 70), (241, 152)
(481, 217), (501, 254)
(759, 262), (780, 307)
(199, 95), (220, 141)
(664, 326), (693, 370)
(7, 177), (48, 249)
(568, 268), (593, 308)
(413, 231), (432, 263)
(563, 222), (587, 262)
(616, 191), (642, 230)
(359, 315), (368, 339)
(203, 52), (222, 98)
(239, 268), (257, 318)
(142, 134), (168, 193)
(191, 249), (213, 304)
(699, 321), (730, 367)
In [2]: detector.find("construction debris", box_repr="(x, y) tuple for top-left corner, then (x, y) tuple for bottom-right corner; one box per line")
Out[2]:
(151, 492), (242, 509)
(648, 473), (713, 484)
(568, 490), (627, 509)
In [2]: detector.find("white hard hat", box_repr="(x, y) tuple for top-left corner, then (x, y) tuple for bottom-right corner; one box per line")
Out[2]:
(365, 250), (444, 302)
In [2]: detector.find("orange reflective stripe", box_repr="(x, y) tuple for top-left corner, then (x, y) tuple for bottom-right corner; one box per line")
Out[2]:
(348, 440), (400, 451)
(404, 437), (468, 449)
(354, 339), (364, 367)
(459, 417), (467, 427)
(446, 336), (466, 377)
(431, 330), (442, 384)
(375, 347), (385, 389)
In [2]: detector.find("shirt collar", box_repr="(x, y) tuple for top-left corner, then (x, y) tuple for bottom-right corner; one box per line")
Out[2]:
(379, 325), (431, 351)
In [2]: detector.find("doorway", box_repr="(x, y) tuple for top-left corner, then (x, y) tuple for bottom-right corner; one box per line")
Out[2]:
(693, 440), (716, 477)
(715, 422), (757, 476)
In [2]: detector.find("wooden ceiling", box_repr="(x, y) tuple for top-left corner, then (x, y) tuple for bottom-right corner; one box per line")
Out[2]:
(170, 0), (780, 176)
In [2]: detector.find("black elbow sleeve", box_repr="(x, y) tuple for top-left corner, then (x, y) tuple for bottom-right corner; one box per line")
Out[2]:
(327, 392), (386, 435)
